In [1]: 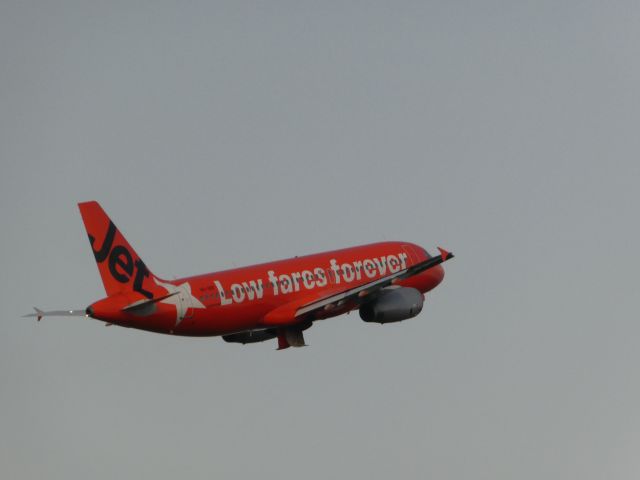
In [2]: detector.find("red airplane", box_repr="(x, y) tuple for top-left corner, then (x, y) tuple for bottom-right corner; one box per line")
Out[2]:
(25, 201), (453, 349)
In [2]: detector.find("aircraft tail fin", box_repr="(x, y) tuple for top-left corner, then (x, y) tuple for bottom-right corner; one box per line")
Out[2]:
(78, 201), (164, 299)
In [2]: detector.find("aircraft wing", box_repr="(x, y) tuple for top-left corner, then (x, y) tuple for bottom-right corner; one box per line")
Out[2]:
(253, 247), (453, 349)
(260, 247), (454, 327)
(296, 247), (454, 318)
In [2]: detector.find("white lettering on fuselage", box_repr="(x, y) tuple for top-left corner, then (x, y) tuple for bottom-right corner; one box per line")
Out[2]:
(210, 252), (409, 306)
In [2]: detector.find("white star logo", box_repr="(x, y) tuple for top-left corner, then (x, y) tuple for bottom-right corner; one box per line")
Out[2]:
(154, 278), (206, 326)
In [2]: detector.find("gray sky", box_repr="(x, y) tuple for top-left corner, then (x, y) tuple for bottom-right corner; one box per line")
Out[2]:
(2, 1), (640, 479)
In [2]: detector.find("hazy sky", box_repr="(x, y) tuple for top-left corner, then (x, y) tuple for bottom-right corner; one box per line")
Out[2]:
(2, 1), (640, 479)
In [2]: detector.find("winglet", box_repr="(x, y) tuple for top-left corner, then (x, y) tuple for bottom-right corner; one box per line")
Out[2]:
(437, 247), (453, 262)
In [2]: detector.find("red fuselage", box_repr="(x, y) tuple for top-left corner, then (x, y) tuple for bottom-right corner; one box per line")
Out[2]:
(88, 241), (444, 336)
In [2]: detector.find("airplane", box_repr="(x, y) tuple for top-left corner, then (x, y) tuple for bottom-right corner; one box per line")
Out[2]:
(25, 201), (454, 349)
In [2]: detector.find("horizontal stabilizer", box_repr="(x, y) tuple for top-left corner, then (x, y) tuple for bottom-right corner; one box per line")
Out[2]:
(23, 307), (87, 322)
(121, 291), (179, 314)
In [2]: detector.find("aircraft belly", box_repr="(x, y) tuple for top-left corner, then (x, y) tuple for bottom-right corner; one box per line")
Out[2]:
(172, 302), (274, 336)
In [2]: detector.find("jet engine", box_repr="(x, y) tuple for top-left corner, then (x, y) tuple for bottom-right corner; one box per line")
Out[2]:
(359, 287), (424, 324)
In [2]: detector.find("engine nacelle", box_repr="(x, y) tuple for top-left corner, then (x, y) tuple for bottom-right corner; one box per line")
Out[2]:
(222, 329), (277, 344)
(359, 287), (424, 324)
